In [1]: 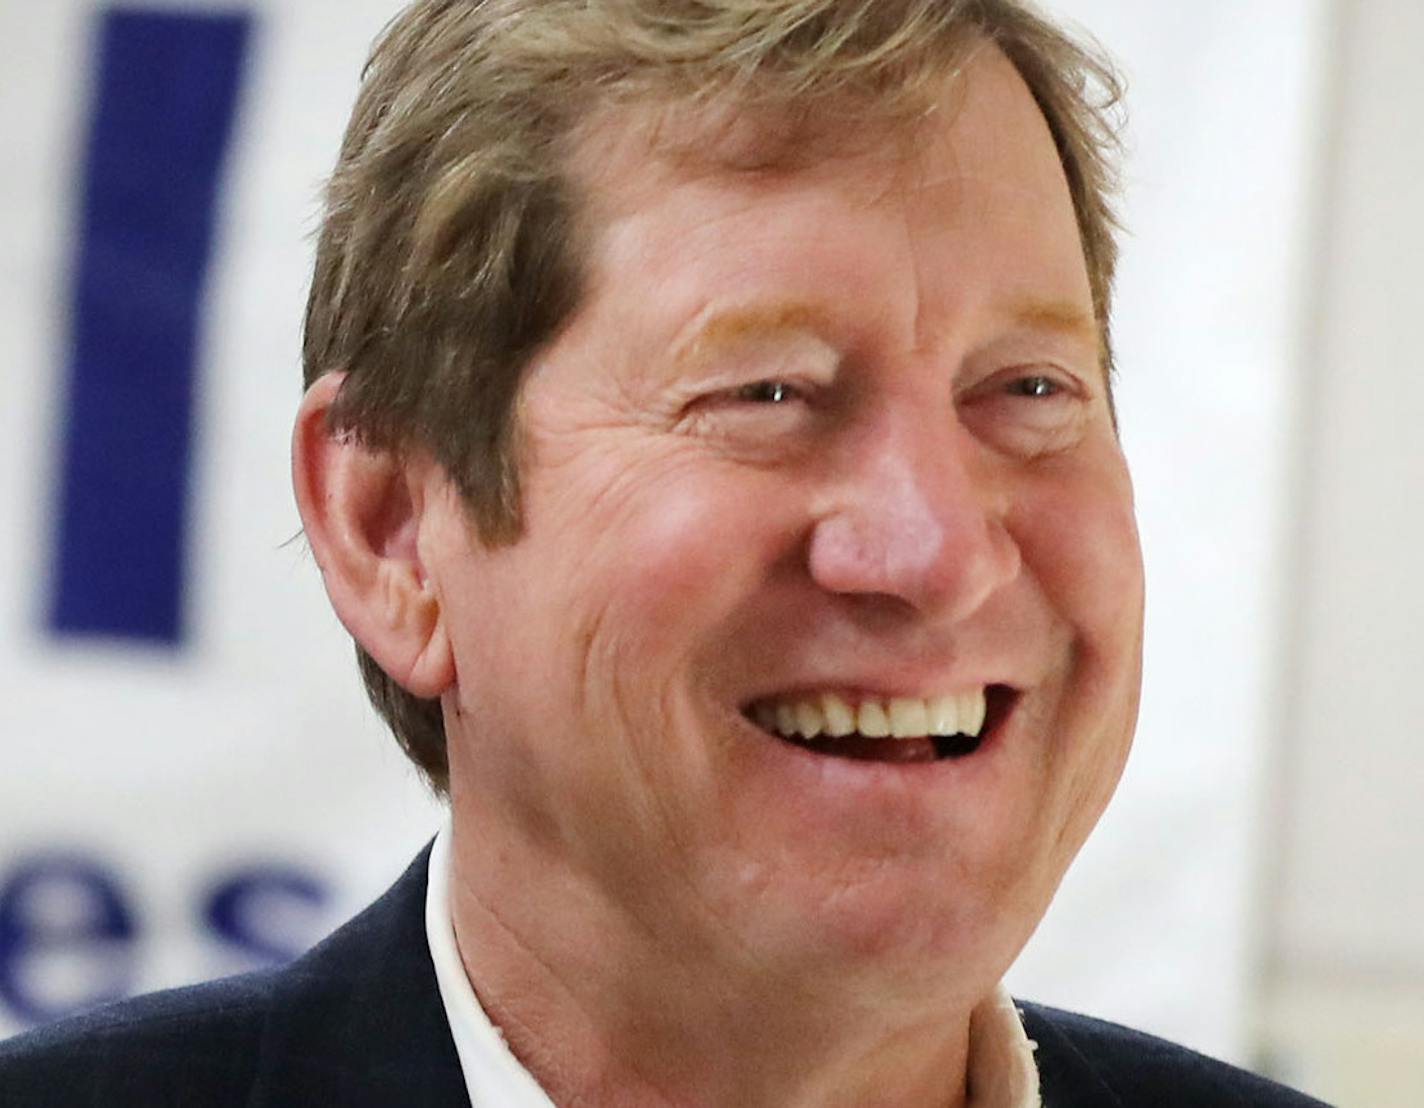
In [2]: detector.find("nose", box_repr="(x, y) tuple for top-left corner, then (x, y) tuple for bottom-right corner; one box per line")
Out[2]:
(806, 415), (1020, 620)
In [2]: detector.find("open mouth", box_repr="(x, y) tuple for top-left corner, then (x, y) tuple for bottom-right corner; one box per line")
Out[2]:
(743, 685), (1017, 764)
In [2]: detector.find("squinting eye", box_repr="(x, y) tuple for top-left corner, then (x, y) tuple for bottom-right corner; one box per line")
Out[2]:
(1008, 375), (1061, 398)
(735, 380), (797, 404)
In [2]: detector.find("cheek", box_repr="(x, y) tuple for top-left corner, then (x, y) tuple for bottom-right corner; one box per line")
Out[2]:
(547, 454), (796, 656)
(481, 447), (803, 829)
(1012, 461), (1143, 815)
(1012, 459), (1143, 656)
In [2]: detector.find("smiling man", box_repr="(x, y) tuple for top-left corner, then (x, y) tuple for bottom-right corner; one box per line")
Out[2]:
(0, 2), (1327, 1106)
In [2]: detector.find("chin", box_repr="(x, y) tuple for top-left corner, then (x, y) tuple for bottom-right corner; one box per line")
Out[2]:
(718, 837), (1053, 1008)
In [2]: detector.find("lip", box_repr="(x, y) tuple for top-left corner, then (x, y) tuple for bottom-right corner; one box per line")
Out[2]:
(712, 683), (1029, 860)
(735, 684), (1021, 774)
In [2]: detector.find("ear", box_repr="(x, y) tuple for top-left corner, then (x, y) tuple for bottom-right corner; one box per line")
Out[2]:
(292, 373), (454, 699)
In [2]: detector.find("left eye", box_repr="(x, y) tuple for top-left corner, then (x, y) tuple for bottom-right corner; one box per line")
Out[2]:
(1006, 374), (1061, 398)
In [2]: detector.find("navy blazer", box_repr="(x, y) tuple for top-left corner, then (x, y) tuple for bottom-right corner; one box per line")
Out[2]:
(0, 847), (1329, 1106)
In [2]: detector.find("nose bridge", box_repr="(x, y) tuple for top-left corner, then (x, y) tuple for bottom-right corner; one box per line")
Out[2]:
(807, 407), (1019, 617)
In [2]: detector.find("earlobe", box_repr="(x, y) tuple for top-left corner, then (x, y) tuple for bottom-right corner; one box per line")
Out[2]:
(291, 373), (455, 699)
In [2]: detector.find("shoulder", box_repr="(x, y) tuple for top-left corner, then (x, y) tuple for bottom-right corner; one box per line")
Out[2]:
(0, 969), (280, 1106)
(1019, 1002), (1333, 1108)
(0, 844), (461, 1108)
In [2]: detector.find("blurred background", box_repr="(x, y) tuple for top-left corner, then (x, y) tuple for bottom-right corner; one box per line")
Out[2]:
(1, 1), (1419, 1104)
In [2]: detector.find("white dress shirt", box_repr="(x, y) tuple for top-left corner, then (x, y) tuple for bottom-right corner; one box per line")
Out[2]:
(425, 821), (1041, 1107)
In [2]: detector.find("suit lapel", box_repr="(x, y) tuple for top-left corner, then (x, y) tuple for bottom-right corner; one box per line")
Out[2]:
(246, 844), (471, 1106)
(1018, 1002), (1125, 1108)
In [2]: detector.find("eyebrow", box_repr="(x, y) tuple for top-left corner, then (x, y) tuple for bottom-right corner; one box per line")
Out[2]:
(670, 301), (835, 372)
(1001, 297), (1100, 344)
(666, 296), (1102, 378)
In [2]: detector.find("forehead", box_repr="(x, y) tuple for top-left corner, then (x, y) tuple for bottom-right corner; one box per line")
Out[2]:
(570, 44), (1056, 214)
(559, 46), (1091, 361)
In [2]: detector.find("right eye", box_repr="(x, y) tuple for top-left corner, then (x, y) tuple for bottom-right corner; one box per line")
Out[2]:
(675, 374), (824, 459)
(733, 380), (801, 404)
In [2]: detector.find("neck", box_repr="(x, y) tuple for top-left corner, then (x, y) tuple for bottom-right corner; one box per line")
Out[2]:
(445, 813), (979, 1108)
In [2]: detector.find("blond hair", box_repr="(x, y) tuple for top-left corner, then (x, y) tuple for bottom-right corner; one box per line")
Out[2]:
(303, 0), (1124, 793)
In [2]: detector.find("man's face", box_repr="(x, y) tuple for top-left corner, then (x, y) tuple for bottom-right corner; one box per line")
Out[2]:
(426, 48), (1143, 1002)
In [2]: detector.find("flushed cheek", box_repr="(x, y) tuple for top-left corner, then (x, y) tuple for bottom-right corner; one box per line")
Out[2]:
(554, 456), (799, 639)
(533, 456), (795, 753)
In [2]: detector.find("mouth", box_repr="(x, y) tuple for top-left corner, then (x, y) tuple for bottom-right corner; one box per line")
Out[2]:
(741, 685), (1018, 764)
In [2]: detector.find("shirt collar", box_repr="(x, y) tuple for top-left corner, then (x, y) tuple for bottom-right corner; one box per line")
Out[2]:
(426, 819), (557, 1107)
(425, 819), (1040, 1107)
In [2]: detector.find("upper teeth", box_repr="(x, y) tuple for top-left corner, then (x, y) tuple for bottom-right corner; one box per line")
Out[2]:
(753, 690), (988, 740)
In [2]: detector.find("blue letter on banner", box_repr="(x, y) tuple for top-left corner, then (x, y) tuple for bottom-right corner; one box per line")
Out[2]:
(0, 855), (138, 1027)
(48, 8), (253, 644)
